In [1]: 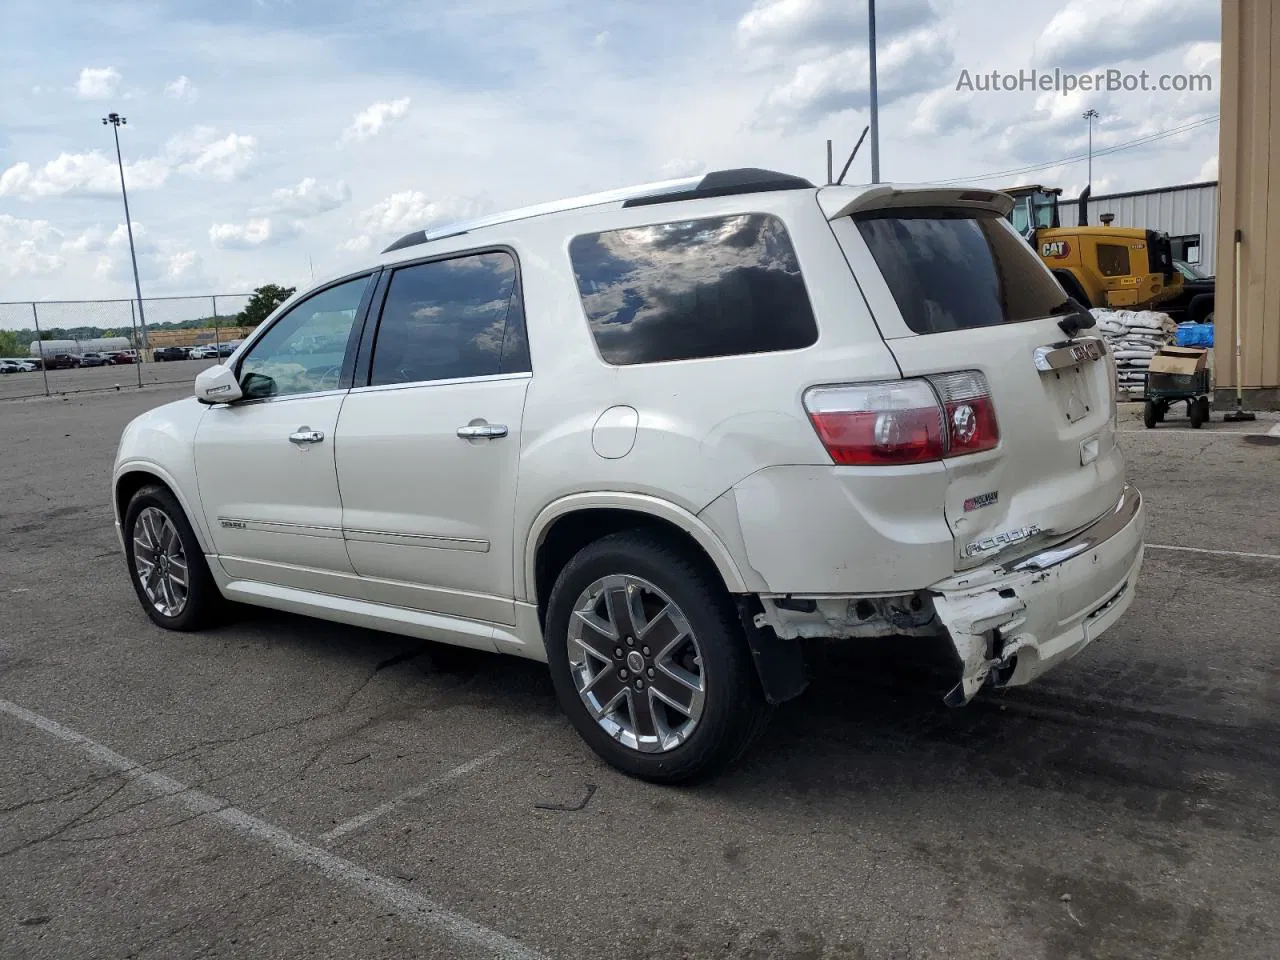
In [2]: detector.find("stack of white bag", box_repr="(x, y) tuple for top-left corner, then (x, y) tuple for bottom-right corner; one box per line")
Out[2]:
(1089, 307), (1178, 398)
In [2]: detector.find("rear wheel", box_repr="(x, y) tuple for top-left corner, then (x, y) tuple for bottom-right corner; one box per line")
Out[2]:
(124, 484), (222, 631)
(1143, 400), (1159, 429)
(544, 531), (771, 784)
(1189, 397), (1206, 428)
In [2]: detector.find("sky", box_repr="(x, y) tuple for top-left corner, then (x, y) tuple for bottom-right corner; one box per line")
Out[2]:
(0, 0), (1221, 312)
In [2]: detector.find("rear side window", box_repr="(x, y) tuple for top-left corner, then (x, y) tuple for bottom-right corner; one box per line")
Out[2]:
(369, 250), (529, 387)
(568, 213), (818, 365)
(855, 210), (1067, 335)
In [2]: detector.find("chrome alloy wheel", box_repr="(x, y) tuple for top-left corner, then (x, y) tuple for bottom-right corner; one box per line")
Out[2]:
(566, 574), (707, 753)
(132, 506), (189, 618)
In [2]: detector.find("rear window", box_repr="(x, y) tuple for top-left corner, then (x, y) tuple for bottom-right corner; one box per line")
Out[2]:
(855, 209), (1067, 335)
(568, 213), (818, 365)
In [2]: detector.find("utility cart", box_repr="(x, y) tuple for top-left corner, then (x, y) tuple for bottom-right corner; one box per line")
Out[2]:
(1143, 346), (1212, 428)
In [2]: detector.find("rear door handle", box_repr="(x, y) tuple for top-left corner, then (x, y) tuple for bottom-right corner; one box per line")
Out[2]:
(456, 422), (508, 440)
(289, 427), (325, 444)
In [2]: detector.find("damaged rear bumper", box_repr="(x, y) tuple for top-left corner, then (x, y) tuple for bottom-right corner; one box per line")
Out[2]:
(931, 483), (1145, 706)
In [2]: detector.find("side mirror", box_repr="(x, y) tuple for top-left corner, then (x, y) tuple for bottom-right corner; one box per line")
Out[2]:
(194, 364), (243, 405)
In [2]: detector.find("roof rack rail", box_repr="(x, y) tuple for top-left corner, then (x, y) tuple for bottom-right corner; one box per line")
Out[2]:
(380, 167), (814, 254)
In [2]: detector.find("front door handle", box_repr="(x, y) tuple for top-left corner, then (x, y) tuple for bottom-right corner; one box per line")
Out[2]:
(289, 427), (325, 445)
(456, 422), (508, 440)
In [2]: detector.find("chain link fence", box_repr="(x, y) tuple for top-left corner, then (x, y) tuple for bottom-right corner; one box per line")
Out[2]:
(0, 294), (253, 400)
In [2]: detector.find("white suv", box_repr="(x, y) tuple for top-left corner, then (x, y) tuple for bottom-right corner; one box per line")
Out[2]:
(112, 168), (1146, 783)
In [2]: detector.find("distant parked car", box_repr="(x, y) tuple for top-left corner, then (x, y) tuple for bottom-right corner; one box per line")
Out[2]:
(77, 352), (113, 368)
(1161, 259), (1215, 324)
(0, 360), (22, 374)
(45, 354), (77, 370)
(153, 346), (190, 362)
(108, 351), (137, 364)
(215, 341), (240, 357)
(188, 345), (219, 360)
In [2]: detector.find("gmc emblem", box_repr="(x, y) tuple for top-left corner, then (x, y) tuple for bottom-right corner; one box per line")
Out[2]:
(1070, 341), (1102, 363)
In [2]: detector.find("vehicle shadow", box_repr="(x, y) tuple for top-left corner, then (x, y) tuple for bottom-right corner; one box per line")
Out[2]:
(211, 605), (1279, 833)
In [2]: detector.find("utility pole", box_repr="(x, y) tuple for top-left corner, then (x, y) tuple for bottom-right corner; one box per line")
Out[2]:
(1083, 108), (1099, 192)
(103, 112), (149, 355)
(868, 0), (880, 183)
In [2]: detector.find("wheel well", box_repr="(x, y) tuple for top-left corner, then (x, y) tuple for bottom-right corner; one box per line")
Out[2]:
(533, 509), (722, 628)
(114, 470), (176, 530)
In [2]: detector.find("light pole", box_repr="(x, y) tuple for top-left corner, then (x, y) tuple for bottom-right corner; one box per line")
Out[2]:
(1083, 108), (1099, 192)
(102, 112), (149, 355)
(868, 0), (880, 183)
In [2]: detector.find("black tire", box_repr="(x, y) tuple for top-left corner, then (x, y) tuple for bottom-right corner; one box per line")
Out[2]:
(544, 530), (771, 784)
(1143, 400), (1159, 429)
(1189, 397), (1206, 428)
(123, 484), (222, 631)
(1196, 396), (1211, 426)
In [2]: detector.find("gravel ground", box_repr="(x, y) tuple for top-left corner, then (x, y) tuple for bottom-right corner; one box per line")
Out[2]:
(1, 385), (1278, 960)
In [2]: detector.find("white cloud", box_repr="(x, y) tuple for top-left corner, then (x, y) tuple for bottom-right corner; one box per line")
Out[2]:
(1199, 154), (1218, 180)
(268, 177), (351, 217)
(756, 27), (953, 130)
(0, 151), (169, 200)
(1036, 0), (1218, 70)
(738, 0), (936, 61)
(165, 75), (198, 102)
(165, 250), (201, 281)
(338, 235), (374, 255)
(910, 87), (977, 137)
(0, 215), (64, 277)
(167, 127), (257, 181)
(358, 190), (488, 237)
(0, 125), (255, 201)
(209, 218), (300, 250)
(342, 98), (411, 143)
(75, 66), (121, 100)
(659, 158), (706, 178)
(61, 225), (109, 254)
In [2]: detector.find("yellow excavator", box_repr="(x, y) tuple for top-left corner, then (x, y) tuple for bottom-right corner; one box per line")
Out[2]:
(1002, 184), (1183, 310)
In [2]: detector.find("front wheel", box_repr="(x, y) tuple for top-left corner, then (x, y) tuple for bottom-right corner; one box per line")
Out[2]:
(544, 531), (771, 784)
(1143, 400), (1159, 429)
(124, 484), (222, 631)
(1189, 397), (1206, 428)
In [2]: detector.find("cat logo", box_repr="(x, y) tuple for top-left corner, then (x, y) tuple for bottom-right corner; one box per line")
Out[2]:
(1041, 240), (1071, 259)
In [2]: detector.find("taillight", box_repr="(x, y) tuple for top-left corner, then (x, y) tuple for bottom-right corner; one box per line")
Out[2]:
(803, 372), (999, 466)
(928, 371), (1000, 456)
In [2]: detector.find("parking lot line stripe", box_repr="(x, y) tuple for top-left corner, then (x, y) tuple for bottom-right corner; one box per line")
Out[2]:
(1147, 543), (1280, 561)
(320, 729), (547, 844)
(0, 699), (549, 960)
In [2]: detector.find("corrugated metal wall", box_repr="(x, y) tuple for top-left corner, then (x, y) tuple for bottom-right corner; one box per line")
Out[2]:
(1064, 184), (1220, 273)
(1088, 185), (1219, 274)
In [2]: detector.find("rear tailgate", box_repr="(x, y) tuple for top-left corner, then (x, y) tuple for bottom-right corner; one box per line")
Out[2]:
(821, 185), (1125, 570)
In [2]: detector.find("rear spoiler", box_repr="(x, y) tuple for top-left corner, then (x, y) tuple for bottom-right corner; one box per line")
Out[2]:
(817, 184), (1015, 220)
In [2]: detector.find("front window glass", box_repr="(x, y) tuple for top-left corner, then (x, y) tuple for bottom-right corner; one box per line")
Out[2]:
(238, 276), (369, 398)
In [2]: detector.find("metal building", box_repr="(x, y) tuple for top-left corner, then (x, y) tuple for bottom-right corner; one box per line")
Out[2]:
(1066, 181), (1220, 274)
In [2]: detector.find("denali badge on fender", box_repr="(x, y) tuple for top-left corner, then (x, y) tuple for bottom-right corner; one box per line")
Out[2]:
(962, 524), (1044, 558)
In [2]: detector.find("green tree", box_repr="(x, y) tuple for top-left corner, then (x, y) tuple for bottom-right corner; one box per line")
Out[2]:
(0, 330), (27, 357)
(239, 284), (297, 329)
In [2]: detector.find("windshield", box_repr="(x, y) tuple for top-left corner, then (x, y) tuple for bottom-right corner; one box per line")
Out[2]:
(1175, 260), (1208, 280)
(855, 208), (1068, 335)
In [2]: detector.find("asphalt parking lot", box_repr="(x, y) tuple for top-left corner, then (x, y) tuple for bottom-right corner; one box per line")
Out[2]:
(0, 358), (218, 401)
(2, 384), (1278, 960)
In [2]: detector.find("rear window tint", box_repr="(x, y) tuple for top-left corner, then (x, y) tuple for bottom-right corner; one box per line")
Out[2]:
(855, 210), (1067, 335)
(569, 213), (818, 365)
